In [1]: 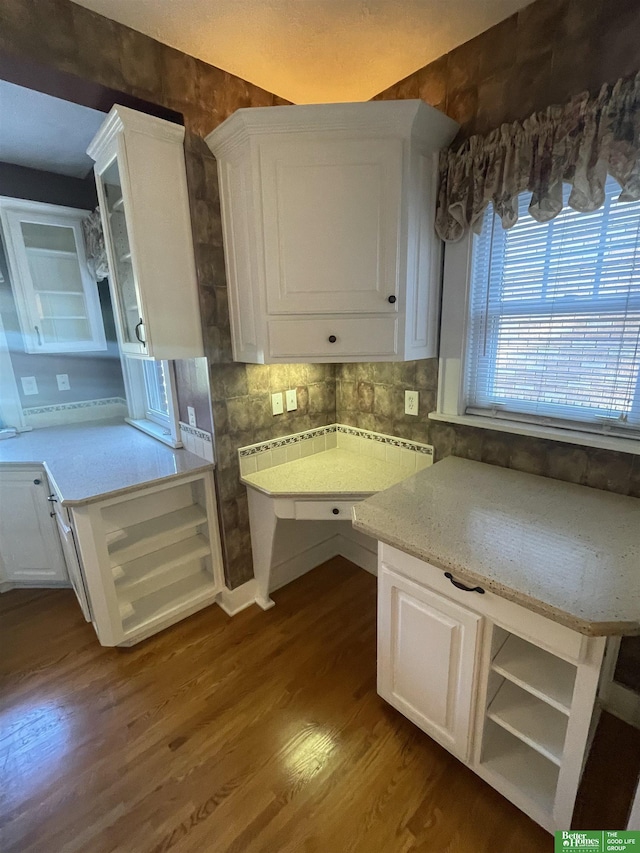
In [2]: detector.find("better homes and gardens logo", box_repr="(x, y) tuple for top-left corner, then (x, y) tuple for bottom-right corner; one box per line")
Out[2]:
(555, 831), (640, 852)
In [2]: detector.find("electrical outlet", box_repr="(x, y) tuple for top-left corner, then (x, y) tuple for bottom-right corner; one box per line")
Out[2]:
(21, 376), (38, 396)
(271, 392), (284, 415)
(56, 373), (70, 391)
(285, 389), (297, 412)
(405, 390), (419, 416)
(187, 406), (197, 427)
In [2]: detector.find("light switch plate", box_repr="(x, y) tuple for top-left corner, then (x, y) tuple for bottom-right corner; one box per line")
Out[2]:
(56, 373), (70, 391)
(285, 389), (297, 412)
(21, 376), (38, 396)
(405, 390), (419, 416)
(271, 392), (284, 415)
(187, 405), (197, 427)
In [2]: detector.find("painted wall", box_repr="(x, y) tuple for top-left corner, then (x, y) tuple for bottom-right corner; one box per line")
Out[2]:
(0, 162), (125, 410)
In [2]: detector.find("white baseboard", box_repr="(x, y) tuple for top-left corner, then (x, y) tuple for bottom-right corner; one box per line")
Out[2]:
(0, 581), (72, 593)
(270, 536), (341, 593)
(216, 579), (259, 616)
(334, 532), (377, 575)
(602, 682), (640, 728)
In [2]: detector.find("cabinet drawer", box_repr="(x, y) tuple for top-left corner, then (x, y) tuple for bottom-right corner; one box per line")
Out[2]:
(380, 544), (586, 664)
(294, 500), (356, 520)
(268, 316), (398, 359)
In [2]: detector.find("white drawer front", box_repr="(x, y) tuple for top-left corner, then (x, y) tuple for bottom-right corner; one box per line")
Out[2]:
(380, 544), (585, 664)
(294, 500), (357, 521)
(268, 316), (398, 359)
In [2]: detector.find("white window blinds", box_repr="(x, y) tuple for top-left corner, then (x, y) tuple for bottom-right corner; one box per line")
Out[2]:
(465, 177), (640, 438)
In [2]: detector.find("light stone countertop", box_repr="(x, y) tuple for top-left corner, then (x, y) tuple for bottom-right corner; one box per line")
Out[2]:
(0, 420), (213, 506)
(352, 456), (640, 637)
(241, 447), (411, 497)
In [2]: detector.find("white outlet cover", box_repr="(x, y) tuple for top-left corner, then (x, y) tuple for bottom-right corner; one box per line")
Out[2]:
(271, 392), (284, 415)
(56, 373), (70, 391)
(187, 405), (197, 427)
(21, 376), (38, 395)
(285, 389), (297, 412)
(405, 390), (419, 416)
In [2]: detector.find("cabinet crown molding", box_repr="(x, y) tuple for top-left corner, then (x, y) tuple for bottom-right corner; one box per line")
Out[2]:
(206, 100), (458, 158)
(87, 104), (185, 161)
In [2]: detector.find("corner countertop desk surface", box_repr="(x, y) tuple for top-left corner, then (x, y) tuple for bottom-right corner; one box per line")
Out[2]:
(353, 456), (640, 637)
(0, 420), (212, 506)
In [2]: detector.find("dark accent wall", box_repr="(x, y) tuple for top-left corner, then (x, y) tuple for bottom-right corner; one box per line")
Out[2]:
(0, 162), (98, 208)
(335, 0), (640, 499)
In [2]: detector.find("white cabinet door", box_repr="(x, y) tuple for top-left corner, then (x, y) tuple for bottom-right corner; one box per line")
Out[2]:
(378, 564), (481, 761)
(0, 468), (68, 585)
(88, 106), (204, 361)
(261, 138), (402, 315)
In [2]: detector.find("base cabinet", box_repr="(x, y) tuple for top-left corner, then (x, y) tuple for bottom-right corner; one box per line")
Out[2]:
(378, 566), (481, 760)
(0, 466), (68, 586)
(377, 544), (606, 834)
(69, 470), (224, 647)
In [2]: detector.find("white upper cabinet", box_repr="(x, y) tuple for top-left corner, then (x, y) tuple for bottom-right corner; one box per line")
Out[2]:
(87, 106), (204, 360)
(0, 198), (106, 354)
(206, 100), (458, 363)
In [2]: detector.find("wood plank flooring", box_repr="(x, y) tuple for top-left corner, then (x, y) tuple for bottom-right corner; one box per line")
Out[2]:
(0, 557), (628, 853)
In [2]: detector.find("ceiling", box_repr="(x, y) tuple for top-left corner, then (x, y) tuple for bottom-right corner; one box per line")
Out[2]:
(0, 81), (105, 178)
(72, 0), (532, 105)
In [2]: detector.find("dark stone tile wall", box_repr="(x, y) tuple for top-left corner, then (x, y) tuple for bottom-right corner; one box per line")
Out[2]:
(361, 0), (640, 500)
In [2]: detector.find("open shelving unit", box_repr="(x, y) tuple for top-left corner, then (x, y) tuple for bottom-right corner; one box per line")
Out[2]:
(73, 471), (224, 645)
(477, 627), (578, 829)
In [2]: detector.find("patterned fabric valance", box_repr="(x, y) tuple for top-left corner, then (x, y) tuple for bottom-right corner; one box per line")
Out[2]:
(82, 208), (109, 282)
(435, 71), (640, 242)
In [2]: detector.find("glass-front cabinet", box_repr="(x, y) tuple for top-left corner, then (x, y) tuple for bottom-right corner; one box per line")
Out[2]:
(0, 198), (106, 354)
(87, 105), (204, 361)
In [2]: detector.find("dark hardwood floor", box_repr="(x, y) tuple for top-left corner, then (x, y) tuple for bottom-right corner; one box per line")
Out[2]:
(0, 558), (635, 852)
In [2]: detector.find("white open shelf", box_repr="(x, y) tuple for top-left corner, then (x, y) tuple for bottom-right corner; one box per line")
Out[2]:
(122, 569), (216, 635)
(113, 533), (211, 600)
(487, 679), (568, 765)
(108, 504), (208, 565)
(480, 720), (559, 819)
(492, 634), (576, 714)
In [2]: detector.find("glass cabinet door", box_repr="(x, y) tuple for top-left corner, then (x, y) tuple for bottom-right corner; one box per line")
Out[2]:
(97, 159), (146, 353)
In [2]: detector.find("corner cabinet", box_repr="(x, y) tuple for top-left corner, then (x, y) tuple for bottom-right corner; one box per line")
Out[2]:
(378, 544), (606, 834)
(206, 101), (458, 363)
(87, 106), (204, 360)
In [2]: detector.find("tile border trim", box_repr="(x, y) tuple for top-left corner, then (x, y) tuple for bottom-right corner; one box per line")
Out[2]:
(238, 424), (433, 458)
(22, 397), (127, 416)
(178, 422), (213, 443)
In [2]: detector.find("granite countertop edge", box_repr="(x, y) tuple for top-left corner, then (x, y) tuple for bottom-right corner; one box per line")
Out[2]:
(352, 513), (640, 639)
(240, 474), (376, 499)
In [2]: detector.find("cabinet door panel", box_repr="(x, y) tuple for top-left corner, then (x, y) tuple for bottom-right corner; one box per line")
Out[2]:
(0, 470), (68, 584)
(261, 138), (402, 315)
(378, 565), (481, 760)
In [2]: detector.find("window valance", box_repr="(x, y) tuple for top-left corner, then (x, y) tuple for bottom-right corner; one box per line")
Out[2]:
(435, 71), (640, 242)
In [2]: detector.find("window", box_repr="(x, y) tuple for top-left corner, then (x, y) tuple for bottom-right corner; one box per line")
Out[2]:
(436, 177), (640, 450)
(0, 198), (107, 354)
(124, 357), (180, 447)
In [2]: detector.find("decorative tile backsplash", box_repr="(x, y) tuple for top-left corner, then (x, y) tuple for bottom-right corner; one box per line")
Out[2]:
(238, 424), (433, 477)
(179, 422), (214, 463)
(23, 397), (128, 429)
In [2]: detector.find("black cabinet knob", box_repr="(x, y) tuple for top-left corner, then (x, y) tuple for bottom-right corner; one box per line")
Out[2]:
(33, 478), (41, 485)
(388, 295), (397, 304)
(332, 507), (340, 515)
(328, 335), (337, 343)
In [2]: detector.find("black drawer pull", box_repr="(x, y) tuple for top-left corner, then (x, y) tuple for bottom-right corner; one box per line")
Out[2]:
(332, 507), (340, 515)
(444, 572), (485, 594)
(388, 295), (397, 304)
(135, 318), (146, 345)
(328, 335), (337, 343)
